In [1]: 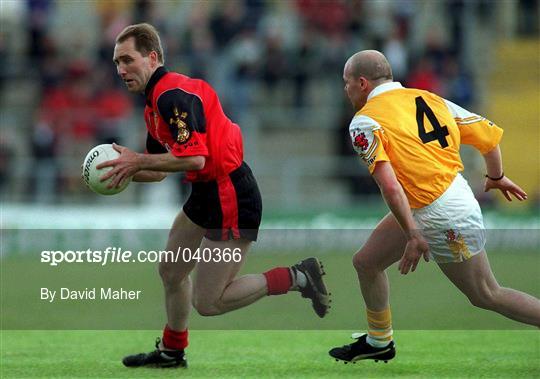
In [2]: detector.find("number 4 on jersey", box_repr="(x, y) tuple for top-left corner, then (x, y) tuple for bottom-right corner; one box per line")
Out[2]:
(415, 96), (449, 148)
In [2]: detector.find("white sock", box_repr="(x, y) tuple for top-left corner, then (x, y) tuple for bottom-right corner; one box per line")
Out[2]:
(366, 335), (391, 348)
(290, 268), (307, 289)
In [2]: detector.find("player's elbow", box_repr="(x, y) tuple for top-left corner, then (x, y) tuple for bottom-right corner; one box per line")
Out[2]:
(379, 182), (402, 199)
(189, 156), (205, 171)
(379, 184), (407, 209)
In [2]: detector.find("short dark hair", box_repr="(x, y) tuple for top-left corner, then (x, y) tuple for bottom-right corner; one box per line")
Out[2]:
(116, 23), (164, 64)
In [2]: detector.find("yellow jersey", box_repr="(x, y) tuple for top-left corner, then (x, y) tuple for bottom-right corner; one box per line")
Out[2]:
(349, 82), (503, 208)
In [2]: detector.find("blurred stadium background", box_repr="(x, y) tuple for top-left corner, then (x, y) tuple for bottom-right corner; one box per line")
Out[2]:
(0, 0), (538, 225)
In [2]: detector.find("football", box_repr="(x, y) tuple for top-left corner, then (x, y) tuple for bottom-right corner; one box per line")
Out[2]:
(82, 144), (131, 195)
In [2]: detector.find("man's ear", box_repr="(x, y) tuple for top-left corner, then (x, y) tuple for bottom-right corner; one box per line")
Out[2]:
(359, 76), (368, 90)
(149, 50), (159, 66)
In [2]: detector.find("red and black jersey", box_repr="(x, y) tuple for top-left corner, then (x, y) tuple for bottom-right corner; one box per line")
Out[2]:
(144, 67), (243, 182)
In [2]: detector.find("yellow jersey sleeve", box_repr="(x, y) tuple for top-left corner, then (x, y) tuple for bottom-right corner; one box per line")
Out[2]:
(444, 99), (503, 154)
(349, 115), (389, 173)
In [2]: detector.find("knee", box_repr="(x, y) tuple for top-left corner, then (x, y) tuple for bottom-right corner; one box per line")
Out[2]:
(352, 251), (377, 275)
(192, 297), (224, 317)
(469, 296), (495, 311)
(159, 263), (189, 288)
(467, 286), (499, 311)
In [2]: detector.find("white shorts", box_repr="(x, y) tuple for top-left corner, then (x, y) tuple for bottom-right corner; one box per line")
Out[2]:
(412, 174), (486, 263)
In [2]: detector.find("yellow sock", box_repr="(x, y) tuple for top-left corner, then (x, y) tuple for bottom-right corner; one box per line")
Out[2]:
(366, 307), (393, 347)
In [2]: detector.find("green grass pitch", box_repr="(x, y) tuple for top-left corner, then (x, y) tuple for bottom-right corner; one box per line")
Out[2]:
(1, 330), (539, 378)
(1, 250), (539, 377)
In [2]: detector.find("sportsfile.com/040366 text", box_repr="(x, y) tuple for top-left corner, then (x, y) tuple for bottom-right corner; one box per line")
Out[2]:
(40, 247), (243, 266)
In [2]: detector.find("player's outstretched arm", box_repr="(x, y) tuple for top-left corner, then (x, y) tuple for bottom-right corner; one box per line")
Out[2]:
(482, 146), (528, 201)
(372, 161), (430, 274)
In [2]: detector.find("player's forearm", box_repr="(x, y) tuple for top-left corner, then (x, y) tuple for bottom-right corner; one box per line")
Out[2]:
(482, 145), (504, 178)
(132, 170), (167, 182)
(372, 162), (420, 240)
(380, 186), (420, 241)
(137, 153), (205, 173)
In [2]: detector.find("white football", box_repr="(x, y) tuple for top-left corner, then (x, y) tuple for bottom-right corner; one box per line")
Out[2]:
(82, 144), (131, 195)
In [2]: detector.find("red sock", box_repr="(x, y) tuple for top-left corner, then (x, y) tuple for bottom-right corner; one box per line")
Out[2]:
(263, 267), (292, 295)
(162, 324), (188, 350)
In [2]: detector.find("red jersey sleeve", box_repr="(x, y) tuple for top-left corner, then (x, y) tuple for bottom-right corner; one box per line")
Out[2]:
(156, 88), (209, 157)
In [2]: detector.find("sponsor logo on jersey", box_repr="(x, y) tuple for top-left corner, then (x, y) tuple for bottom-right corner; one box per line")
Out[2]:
(365, 155), (377, 166)
(176, 140), (199, 153)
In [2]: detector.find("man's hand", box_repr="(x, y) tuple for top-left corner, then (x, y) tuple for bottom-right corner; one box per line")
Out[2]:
(398, 234), (430, 275)
(96, 143), (140, 189)
(484, 176), (528, 202)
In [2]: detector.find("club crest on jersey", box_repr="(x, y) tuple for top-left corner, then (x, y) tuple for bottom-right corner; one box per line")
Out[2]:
(169, 106), (191, 143)
(354, 132), (369, 152)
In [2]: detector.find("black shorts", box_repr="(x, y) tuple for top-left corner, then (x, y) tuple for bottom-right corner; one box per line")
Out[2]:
(183, 162), (262, 241)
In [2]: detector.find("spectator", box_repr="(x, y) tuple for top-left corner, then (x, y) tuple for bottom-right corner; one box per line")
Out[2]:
(94, 71), (134, 145)
(31, 116), (58, 203)
(441, 56), (474, 108)
(406, 56), (442, 94)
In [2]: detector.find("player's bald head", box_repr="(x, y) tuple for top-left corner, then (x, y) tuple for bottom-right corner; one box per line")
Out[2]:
(345, 50), (393, 82)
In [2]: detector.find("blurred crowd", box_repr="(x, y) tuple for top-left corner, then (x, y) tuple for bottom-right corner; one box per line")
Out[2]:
(0, 0), (535, 204)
